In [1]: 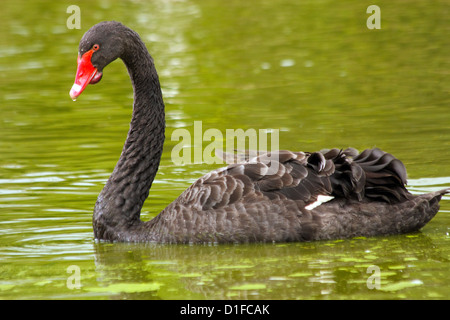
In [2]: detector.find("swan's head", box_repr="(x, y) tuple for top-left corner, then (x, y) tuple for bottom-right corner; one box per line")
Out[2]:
(70, 21), (127, 100)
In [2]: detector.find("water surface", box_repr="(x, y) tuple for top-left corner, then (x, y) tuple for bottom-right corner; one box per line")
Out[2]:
(0, 0), (449, 300)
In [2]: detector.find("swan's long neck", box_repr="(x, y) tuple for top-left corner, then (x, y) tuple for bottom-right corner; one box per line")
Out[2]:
(93, 32), (165, 240)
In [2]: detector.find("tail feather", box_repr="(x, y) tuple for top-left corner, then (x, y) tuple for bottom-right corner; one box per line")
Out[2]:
(322, 148), (413, 204)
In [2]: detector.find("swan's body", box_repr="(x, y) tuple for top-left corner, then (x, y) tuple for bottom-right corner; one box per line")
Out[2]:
(70, 21), (448, 244)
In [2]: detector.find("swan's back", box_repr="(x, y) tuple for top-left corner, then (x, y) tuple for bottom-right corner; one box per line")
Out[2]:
(142, 148), (446, 244)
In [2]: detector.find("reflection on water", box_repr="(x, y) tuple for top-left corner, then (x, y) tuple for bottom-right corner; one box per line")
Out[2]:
(89, 232), (449, 300)
(0, 0), (449, 299)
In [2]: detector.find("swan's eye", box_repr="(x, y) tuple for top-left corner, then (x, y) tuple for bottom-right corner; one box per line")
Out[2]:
(92, 44), (100, 51)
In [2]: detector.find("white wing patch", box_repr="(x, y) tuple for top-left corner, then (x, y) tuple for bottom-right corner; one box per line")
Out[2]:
(305, 195), (334, 210)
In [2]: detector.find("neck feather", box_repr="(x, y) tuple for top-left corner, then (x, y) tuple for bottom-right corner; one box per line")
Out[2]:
(93, 32), (165, 240)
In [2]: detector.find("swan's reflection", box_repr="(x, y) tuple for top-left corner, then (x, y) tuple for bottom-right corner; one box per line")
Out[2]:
(91, 232), (446, 299)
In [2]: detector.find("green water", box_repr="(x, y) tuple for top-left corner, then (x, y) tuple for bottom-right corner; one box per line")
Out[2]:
(0, 0), (449, 300)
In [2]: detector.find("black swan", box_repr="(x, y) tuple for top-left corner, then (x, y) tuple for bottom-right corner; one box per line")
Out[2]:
(69, 21), (448, 243)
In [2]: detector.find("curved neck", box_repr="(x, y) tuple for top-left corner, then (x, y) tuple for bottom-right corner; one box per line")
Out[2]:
(93, 32), (165, 240)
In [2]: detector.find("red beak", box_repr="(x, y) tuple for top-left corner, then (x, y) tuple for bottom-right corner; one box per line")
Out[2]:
(69, 50), (103, 100)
